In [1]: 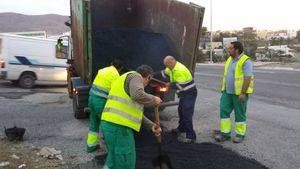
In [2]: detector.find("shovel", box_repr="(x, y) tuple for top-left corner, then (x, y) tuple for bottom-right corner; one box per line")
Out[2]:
(152, 106), (173, 169)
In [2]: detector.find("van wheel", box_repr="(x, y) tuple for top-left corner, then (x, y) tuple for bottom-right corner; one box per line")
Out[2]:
(19, 74), (35, 88)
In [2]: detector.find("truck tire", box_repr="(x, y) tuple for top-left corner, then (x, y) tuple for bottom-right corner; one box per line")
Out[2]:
(67, 79), (73, 98)
(19, 74), (35, 88)
(68, 85), (73, 99)
(73, 94), (87, 119)
(68, 91), (73, 99)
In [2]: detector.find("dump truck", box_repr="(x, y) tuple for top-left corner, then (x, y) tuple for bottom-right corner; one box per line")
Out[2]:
(66, 0), (205, 119)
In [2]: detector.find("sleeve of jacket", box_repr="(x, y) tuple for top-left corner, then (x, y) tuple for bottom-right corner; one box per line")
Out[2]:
(142, 115), (155, 131)
(128, 74), (155, 105)
(126, 73), (156, 131)
(161, 69), (170, 81)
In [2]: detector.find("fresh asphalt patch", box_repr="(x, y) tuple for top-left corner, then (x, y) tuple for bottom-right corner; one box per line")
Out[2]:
(135, 129), (268, 169)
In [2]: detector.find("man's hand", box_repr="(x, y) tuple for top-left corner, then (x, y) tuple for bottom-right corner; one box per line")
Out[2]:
(152, 124), (162, 136)
(166, 82), (175, 89)
(239, 93), (246, 102)
(153, 96), (162, 106)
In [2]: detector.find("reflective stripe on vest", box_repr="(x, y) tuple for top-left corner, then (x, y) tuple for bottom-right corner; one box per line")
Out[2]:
(175, 79), (196, 92)
(107, 95), (143, 110)
(103, 107), (142, 124)
(89, 85), (109, 98)
(221, 54), (254, 95)
(101, 71), (144, 132)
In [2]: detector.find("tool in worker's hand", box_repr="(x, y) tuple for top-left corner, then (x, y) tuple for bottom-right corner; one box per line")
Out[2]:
(151, 77), (168, 85)
(152, 106), (173, 169)
(125, 68), (168, 85)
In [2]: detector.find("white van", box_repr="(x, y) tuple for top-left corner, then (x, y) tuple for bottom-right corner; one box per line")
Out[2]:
(0, 33), (69, 88)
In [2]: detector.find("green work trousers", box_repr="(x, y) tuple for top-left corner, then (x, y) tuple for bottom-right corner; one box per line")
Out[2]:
(220, 92), (248, 138)
(86, 95), (106, 152)
(101, 121), (136, 169)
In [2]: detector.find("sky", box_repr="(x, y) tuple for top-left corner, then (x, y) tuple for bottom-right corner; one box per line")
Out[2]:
(0, 0), (299, 31)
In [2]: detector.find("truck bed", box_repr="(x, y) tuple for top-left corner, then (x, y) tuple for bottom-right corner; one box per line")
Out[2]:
(71, 0), (205, 82)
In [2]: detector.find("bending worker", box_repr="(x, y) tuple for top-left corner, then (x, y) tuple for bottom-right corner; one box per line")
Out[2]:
(214, 41), (254, 143)
(101, 65), (162, 169)
(161, 56), (197, 143)
(86, 59), (123, 153)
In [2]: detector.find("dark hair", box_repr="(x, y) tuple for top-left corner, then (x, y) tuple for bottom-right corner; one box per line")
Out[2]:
(136, 65), (153, 78)
(57, 39), (62, 43)
(231, 41), (244, 54)
(111, 59), (123, 70)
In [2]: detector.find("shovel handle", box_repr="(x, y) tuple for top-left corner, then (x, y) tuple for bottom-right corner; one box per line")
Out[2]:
(151, 77), (168, 85)
(156, 134), (162, 143)
(154, 106), (162, 143)
(154, 106), (160, 125)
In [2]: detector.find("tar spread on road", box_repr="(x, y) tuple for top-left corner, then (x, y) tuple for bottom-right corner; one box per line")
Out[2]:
(135, 129), (269, 169)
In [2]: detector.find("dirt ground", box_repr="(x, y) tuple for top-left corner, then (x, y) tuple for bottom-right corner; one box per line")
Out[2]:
(0, 136), (66, 169)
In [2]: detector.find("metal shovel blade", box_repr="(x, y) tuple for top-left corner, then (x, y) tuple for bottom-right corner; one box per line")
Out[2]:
(152, 154), (173, 169)
(152, 144), (173, 169)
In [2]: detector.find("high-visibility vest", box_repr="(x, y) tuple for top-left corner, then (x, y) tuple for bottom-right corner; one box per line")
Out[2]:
(89, 66), (120, 98)
(101, 71), (144, 132)
(163, 61), (195, 93)
(221, 54), (254, 95)
(56, 43), (63, 51)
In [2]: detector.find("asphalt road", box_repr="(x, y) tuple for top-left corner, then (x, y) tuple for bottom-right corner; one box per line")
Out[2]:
(0, 64), (299, 169)
(187, 64), (300, 169)
(195, 64), (300, 110)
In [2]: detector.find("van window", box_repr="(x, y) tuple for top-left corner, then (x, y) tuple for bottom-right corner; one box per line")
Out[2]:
(55, 44), (68, 59)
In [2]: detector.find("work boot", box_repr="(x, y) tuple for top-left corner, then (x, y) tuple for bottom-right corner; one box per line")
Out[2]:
(170, 128), (184, 135)
(177, 133), (196, 143)
(87, 144), (100, 153)
(232, 136), (245, 143)
(214, 133), (231, 142)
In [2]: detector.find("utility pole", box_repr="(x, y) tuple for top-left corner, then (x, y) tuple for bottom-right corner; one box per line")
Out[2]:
(209, 0), (213, 63)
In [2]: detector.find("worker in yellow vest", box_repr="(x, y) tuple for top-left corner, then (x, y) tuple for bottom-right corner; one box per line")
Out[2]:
(161, 56), (197, 143)
(56, 39), (65, 58)
(101, 65), (162, 169)
(214, 41), (254, 143)
(86, 59), (123, 153)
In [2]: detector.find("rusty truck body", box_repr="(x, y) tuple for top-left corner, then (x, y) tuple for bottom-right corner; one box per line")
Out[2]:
(67, 0), (204, 118)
